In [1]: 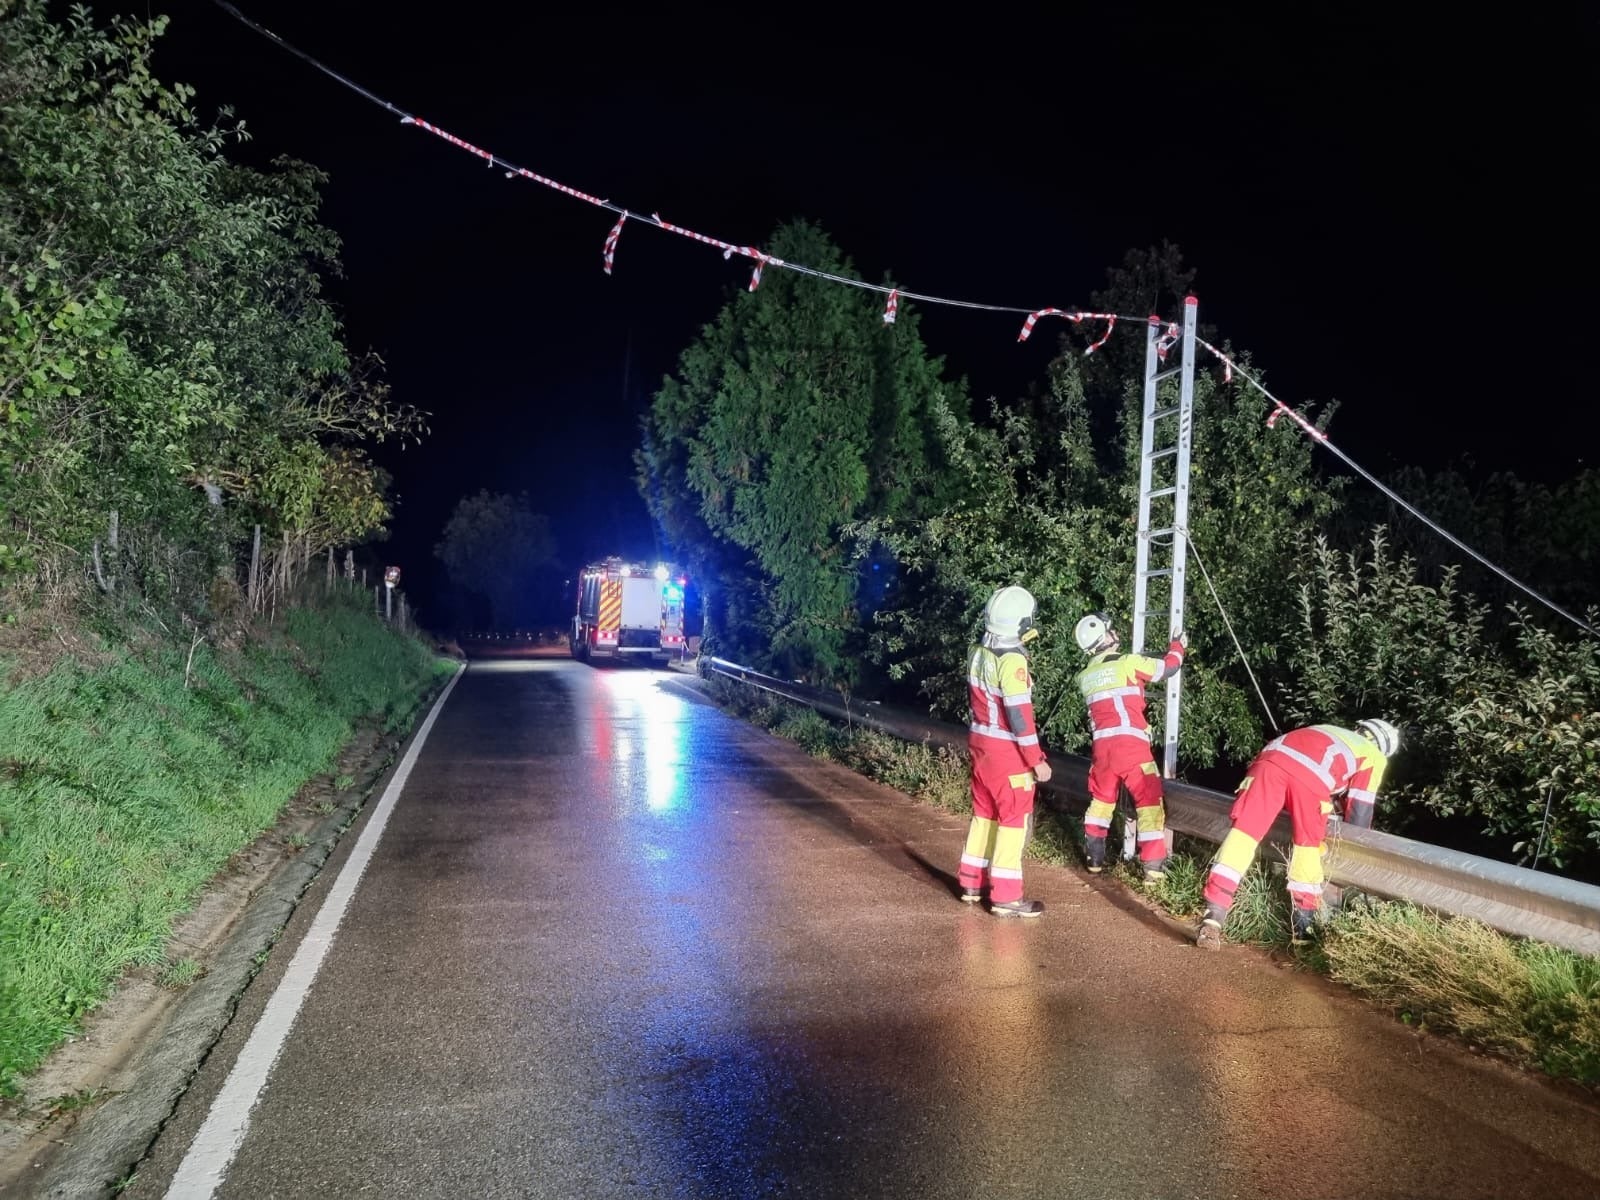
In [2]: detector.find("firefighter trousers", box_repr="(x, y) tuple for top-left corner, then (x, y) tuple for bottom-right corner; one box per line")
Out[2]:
(958, 749), (1036, 904)
(1083, 736), (1167, 864)
(1203, 755), (1330, 915)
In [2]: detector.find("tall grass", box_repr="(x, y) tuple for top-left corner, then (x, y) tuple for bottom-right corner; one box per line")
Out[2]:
(1320, 898), (1600, 1084)
(0, 596), (449, 1094)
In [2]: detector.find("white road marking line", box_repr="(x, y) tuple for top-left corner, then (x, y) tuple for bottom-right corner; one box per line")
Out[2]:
(164, 665), (464, 1199)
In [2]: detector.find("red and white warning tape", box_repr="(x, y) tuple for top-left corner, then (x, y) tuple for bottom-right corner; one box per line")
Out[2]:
(602, 214), (626, 276)
(218, 1), (1600, 640)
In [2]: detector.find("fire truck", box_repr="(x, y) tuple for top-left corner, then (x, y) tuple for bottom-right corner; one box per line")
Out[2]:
(571, 558), (689, 664)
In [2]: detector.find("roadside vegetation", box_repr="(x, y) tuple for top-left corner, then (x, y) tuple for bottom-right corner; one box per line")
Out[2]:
(0, 592), (451, 1095)
(706, 676), (1600, 1089)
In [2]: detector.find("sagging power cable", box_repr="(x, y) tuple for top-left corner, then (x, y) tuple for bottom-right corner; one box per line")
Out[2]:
(1198, 339), (1600, 641)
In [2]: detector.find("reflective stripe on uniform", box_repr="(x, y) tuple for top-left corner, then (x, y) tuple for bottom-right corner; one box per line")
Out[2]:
(1136, 805), (1165, 833)
(990, 867), (1023, 880)
(1093, 727), (1150, 742)
(1086, 686), (1141, 704)
(1288, 843), (1325, 893)
(1003, 691), (1032, 707)
(1208, 863), (1243, 884)
(1267, 741), (1337, 789)
(960, 853), (991, 868)
(1266, 730), (1358, 791)
(1215, 828), (1259, 875)
(971, 722), (1017, 741)
(1136, 830), (1166, 843)
(1348, 788), (1376, 804)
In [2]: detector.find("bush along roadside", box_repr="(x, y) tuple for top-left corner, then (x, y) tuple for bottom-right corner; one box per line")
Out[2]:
(0, 595), (454, 1096)
(704, 676), (1600, 1089)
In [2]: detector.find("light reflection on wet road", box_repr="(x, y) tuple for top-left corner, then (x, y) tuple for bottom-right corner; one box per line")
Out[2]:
(131, 659), (1600, 1199)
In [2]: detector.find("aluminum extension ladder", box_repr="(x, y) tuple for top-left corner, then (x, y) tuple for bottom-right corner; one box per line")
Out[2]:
(1125, 296), (1198, 858)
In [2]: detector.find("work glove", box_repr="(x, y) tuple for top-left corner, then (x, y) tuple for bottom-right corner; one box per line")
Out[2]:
(1176, 630), (1190, 652)
(1032, 760), (1053, 784)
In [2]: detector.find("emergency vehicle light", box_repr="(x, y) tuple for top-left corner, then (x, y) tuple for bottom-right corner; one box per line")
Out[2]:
(654, 564), (669, 581)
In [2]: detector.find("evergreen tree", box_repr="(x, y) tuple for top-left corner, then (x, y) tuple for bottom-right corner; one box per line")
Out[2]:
(636, 220), (967, 684)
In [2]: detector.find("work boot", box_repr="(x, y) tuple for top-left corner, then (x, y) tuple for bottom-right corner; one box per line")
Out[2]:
(1143, 857), (1170, 883)
(990, 898), (1044, 919)
(1291, 908), (1319, 946)
(959, 887), (984, 904)
(1195, 904), (1227, 951)
(1085, 835), (1107, 874)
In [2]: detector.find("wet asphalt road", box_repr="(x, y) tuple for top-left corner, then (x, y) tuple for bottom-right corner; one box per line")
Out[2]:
(131, 658), (1600, 1199)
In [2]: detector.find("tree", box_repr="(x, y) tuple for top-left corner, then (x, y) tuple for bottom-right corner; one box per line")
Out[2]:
(434, 491), (557, 631)
(1, 2), (421, 606)
(636, 220), (967, 685)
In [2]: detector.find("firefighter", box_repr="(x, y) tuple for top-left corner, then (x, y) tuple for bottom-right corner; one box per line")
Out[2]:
(1073, 612), (1188, 881)
(957, 585), (1052, 918)
(1196, 718), (1401, 950)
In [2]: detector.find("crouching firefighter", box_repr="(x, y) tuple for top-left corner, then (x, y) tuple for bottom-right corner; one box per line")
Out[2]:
(957, 586), (1052, 918)
(1073, 612), (1188, 881)
(1196, 719), (1401, 950)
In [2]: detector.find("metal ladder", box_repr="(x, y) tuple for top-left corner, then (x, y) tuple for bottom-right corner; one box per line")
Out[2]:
(1125, 297), (1199, 856)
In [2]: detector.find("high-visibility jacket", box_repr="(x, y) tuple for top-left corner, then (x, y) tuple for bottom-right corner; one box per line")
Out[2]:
(1074, 640), (1185, 744)
(1258, 724), (1389, 827)
(967, 644), (1045, 770)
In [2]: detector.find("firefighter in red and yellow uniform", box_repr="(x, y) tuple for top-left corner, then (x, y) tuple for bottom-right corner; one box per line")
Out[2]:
(1072, 612), (1187, 881)
(1197, 719), (1401, 949)
(957, 586), (1052, 918)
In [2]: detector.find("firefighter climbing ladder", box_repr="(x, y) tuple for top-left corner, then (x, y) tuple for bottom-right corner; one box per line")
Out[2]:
(1126, 297), (1199, 855)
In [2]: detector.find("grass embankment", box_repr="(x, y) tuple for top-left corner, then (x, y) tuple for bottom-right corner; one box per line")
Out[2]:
(0, 598), (453, 1095)
(708, 677), (1600, 1088)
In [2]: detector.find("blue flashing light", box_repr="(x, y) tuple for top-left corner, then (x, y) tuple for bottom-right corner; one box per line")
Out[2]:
(664, 585), (683, 602)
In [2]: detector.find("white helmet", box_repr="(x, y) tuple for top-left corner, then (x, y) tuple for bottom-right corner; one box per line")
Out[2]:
(1074, 611), (1116, 654)
(984, 586), (1037, 644)
(1356, 718), (1401, 758)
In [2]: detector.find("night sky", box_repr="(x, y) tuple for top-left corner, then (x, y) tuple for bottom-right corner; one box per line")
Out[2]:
(84, 1), (1598, 623)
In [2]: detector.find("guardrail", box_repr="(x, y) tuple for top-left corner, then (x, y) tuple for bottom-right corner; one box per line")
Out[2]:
(700, 656), (1600, 956)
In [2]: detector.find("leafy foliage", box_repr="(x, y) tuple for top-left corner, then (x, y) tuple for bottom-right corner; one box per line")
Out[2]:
(636, 220), (967, 685)
(1284, 533), (1600, 870)
(0, 2), (421, 608)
